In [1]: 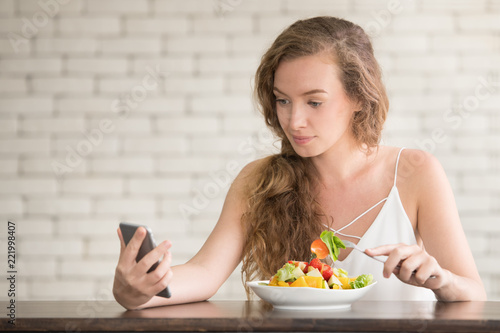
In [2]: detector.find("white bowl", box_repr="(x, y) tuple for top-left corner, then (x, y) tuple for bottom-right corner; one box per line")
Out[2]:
(246, 280), (377, 311)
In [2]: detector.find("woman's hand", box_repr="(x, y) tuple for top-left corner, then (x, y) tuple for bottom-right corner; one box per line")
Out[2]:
(365, 243), (451, 291)
(113, 227), (173, 310)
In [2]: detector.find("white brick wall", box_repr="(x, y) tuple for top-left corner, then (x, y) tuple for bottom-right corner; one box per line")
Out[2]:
(1, 0), (500, 302)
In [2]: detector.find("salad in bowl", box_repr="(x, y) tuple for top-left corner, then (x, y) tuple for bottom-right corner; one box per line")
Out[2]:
(246, 231), (376, 310)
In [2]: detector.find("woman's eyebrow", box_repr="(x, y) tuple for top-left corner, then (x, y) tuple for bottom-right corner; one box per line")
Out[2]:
(273, 87), (328, 96)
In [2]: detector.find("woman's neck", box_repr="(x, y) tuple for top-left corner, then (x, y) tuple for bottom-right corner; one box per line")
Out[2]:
(311, 140), (376, 189)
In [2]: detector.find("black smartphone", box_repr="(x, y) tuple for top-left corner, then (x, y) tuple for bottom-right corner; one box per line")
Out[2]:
(119, 222), (171, 298)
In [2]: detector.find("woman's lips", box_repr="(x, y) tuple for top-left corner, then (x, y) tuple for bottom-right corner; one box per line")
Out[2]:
(292, 135), (315, 145)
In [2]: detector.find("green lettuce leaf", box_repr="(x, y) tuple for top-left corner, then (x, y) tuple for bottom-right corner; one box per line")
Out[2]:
(276, 263), (297, 282)
(320, 230), (346, 261)
(349, 274), (374, 289)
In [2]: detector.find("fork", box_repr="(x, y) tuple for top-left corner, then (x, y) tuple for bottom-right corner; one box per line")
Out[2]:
(342, 240), (386, 263)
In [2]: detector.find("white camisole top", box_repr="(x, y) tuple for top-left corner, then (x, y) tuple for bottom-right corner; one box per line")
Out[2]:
(325, 148), (436, 301)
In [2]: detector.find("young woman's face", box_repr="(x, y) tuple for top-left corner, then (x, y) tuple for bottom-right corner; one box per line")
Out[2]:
(274, 54), (359, 158)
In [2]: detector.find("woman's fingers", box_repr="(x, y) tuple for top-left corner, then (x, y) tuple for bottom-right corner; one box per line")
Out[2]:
(121, 227), (147, 265)
(368, 243), (447, 289)
(138, 240), (171, 275)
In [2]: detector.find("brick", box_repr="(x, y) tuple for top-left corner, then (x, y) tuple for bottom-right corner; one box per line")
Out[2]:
(52, 136), (120, 154)
(0, 198), (23, 215)
(90, 156), (154, 175)
(56, 97), (112, 113)
(225, 0), (281, 13)
(20, 237), (84, 256)
(58, 17), (121, 35)
(421, 0), (487, 12)
(127, 177), (191, 195)
(18, 258), (57, 277)
(0, 97), (53, 113)
(373, 35), (429, 53)
(165, 36), (227, 54)
(29, 279), (95, 299)
(31, 77), (94, 93)
(36, 38), (97, 54)
(0, 16), (56, 36)
(27, 197), (92, 214)
(168, 234), (205, 256)
(122, 136), (187, 153)
(132, 57), (194, 75)
(191, 135), (248, 154)
(382, 115), (421, 132)
(61, 178), (124, 195)
(257, 16), (299, 34)
(453, 134), (500, 153)
(17, 0), (83, 13)
(60, 259), (116, 278)
(16, 217), (53, 235)
(94, 198), (156, 215)
(285, 0), (350, 14)
(0, 38), (32, 55)
(21, 156), (81, 174)
(226, 76), (254, 93)
(0, 78), (28, 93)
(131, 97), (186, 113)
(439, 153), (490, 171)
(191, 95), (253, 113)
(392, 15), (454, 32)
(66, 58), (128, 74)
(164, 76), (225, 94)
(90, 116), (151, 133)
(100, 38), (161, 55)
(229, 35), (273, 55)
(0, 138), (50, 154)
(463, 174), (500, 192)
(0, 57), (62, 73)
(0, 0), (14, 14)
(455, 194), (492, 214)
(457, 14), (500, 31)
(0, 118), (16, 133)
(192, 17), (253, 34)
(58, 217), (118, 236)
(427, 74), (483, 92)
(0, 158), (17, 174)
(431, 35), (499, 52)
(125, 17), (189, 35)
(97, 77), (163, 95)
(198, 56), (258, 74)
(385, 74), (426, 93)
(87, 238), (120, 257)
(156, 116), (220, 134)
(87, 0), (149, 13)
(20, 117), (86, 133)
(222, 116), (264, 133)
(157, 156), (224, 173)
(389, 93), (452, 113)
(460, 55), (500, 71)
(461, 215), (500, 233)
(475, 255), (500, 274)
(153, 0), (213, 13)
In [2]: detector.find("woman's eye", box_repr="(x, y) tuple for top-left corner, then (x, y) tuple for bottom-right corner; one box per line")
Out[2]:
(276, 99), (289, 105)
(309, 101), (322, 107)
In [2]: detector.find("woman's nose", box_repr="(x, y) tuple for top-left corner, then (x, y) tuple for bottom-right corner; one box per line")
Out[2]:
(289, 105), (307, 130)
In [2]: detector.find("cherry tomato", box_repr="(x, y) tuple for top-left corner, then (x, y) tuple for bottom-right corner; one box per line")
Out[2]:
(310, 238), (329, 259)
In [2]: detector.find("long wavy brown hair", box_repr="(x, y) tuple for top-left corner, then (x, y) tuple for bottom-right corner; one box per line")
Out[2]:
(241, 16), (389, 292)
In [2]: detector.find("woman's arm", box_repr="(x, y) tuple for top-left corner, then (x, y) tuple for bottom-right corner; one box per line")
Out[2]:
(113, 162), (256, 310)
(366, 149), (486, 301)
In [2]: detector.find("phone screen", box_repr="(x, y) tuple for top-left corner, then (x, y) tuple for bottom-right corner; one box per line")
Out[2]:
(119, 222), (171, 298)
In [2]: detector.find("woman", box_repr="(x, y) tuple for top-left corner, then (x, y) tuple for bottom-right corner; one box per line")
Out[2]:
(113, 16), (486, 310)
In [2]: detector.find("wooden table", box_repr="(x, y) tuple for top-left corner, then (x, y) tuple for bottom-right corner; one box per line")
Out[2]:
(1, 300), (500, 332)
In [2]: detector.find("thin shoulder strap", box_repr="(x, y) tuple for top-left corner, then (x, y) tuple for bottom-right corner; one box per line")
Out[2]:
(394, 147), (406, 187)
